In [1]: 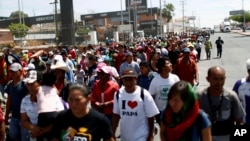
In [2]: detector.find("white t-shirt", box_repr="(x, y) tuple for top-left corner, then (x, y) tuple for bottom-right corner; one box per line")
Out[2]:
(110, 66), (119, 78)
(192, 50), (198, 56)
(75, 69), (85, 84)
(113, 86), (159, 141)
(20, 95), (39, 141)
(37, 86), (64, 113)
(148, 73), (180, 111)
(20, 95), (38, 125)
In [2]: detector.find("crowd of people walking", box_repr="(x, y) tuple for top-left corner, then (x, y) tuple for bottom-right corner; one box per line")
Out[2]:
(0, 32), (245, 141)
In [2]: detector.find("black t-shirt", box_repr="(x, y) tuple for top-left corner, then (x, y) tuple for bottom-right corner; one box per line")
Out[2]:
(215, 39), (224, 48)
(52, 109), (113, 141)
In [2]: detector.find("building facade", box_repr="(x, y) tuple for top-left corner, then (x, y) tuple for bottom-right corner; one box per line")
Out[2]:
(80, 0), (163, 40)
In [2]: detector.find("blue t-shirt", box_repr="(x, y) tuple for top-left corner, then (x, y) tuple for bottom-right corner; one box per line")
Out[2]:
(5, 80), (28, 119)
(190, 110), (211, 141)
(137, 72), (154, 90)
(233, 78), (250, 124)
(161, 110), (211, 141)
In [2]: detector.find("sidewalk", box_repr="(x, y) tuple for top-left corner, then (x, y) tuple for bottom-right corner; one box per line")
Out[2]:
(231, 30), (250, 36)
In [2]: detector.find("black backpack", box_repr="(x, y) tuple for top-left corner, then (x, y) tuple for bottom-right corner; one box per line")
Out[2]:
(116, 88), (144, 102)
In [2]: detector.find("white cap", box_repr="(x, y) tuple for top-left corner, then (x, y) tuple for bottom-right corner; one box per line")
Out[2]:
(10, 63), (22, 71)
(24, 63), (35, 71)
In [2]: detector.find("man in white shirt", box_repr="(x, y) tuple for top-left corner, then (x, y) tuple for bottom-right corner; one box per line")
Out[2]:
(112, 68), (159, 141)
(149, 57), (180, 124)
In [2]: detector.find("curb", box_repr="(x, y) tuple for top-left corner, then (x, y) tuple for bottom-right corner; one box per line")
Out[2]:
(231, 31), (250, 36)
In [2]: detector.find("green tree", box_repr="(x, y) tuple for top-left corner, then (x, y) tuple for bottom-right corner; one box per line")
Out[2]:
(229, 11), (250, 23)
(8, 23), (29, 38)
(76, 26), (90, 37)
(162, 3), (175, 33)
(9, 11), (28, 19)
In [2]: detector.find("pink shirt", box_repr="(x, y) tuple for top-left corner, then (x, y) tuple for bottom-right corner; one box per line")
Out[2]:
(80, 59), (87, 71)
(36, 86), (64, 113)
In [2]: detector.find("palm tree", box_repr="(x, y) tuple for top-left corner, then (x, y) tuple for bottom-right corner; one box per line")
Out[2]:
(162, 3), (175, 33)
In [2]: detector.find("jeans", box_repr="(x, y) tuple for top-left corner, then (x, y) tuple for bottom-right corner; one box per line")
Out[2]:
(196, 48), (201, 61)
(217, 47), (222, 58)
(8, 117), (30, 141)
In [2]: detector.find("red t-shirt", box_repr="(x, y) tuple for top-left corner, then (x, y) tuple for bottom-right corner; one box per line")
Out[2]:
(174, 58), (198, 85)
(91, 80), (119, 115)
(55, 82), (64, 96)
(114, 53), (126, 73)
(69, 49), (76, 59)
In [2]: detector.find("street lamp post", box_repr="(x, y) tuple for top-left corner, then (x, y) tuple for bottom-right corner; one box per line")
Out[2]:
(50, 0), (59, 42)
(242, 0), (246, 32)
(159, 0), (163, 35)
(120, 0), (124, 25)
(21, 0), (25, 24)
(128, 0), (131, 24)
(18, 0), (22, 24)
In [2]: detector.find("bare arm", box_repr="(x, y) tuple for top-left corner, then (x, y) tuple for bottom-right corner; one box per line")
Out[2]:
(160, 122), (167, 141)
(104, 137), (115, 141)
(201, 127), (212, 141)
(194, 63), (199, 85)
(20, 113), (36, 131)
(20, 113), (43, 138)
(4, 95), (11, 125)
(0, 121), (5, 141)
(147, 117), (155, 141)
(112, 113), (120, 138)
(235, 118), (244, 125)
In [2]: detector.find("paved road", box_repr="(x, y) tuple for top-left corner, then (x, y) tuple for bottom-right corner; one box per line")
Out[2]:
(197, 32), (250, 91)
(115, 32), (250, 141)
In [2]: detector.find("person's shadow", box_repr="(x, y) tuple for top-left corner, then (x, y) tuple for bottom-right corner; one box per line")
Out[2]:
(213, 57), (220, 59)
(199, 59), (210, 61)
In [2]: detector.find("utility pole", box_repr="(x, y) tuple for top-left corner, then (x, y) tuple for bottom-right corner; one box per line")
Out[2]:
(32, 9), (35, 17)
(55, 0), (58, 42)
(50, 0), (59, 43)
(18, 0), (22, 24)
(120, 0), (124, 25)
(159, 0), (163, 35)
(21, 0), (25, 25)
(133, 3), (137, 38)
(180, 0), (186, 34)
(192, 11), (195, 32)
(242, 0), (246, 32)
(150, 0), (153, 30)
(128, 0), (131, 24)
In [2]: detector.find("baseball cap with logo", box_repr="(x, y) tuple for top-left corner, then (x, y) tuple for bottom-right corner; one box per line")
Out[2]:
(121, 68), (138, 78)
(10, 63), (22, 71)
(23, 70), (43, 83)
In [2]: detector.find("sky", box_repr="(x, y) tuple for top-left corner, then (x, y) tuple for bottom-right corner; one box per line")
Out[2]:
(0, 0), (250, 28)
